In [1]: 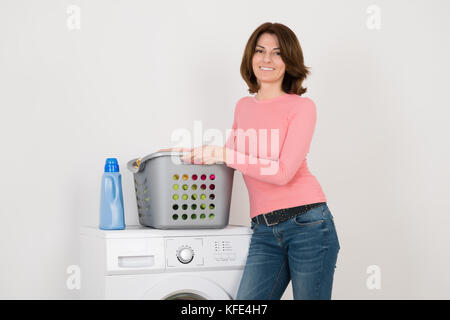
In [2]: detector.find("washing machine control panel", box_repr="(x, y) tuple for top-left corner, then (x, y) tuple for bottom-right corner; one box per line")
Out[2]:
(212, 240), (236, 262)
(165, 235), (251, 270)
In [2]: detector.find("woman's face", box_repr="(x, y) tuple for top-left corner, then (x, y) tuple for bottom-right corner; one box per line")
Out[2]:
(252, 33), (286, 86)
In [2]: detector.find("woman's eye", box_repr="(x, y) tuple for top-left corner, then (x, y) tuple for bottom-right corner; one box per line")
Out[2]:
(255, 49), (281, 55)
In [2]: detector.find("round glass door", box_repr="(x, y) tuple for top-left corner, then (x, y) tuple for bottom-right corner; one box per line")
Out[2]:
(164, 292), (207, 300)
(143, 275), (231, 300)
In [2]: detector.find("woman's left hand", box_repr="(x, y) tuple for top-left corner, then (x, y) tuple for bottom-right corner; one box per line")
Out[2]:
(181, 145), (226, 165)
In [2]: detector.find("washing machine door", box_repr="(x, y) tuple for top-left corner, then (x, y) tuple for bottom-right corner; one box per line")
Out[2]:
(143, 275), (232, 300)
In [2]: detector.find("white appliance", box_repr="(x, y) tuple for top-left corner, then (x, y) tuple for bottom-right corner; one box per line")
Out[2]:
(80, 224), (252, 300)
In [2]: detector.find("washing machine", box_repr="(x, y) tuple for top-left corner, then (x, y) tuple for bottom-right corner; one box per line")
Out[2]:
(79, 224), (252, 299)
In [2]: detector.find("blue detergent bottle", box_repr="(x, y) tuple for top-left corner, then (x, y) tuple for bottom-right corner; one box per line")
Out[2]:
(99, 158), (125, 230)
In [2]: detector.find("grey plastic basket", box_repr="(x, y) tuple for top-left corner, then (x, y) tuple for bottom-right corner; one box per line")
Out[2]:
(127, 151), (235, 229)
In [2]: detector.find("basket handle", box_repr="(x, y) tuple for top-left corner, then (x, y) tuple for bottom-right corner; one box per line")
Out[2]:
(172, 151), (227, 165)
(127, 158), (141, 173)
(127, 151), (227, 172)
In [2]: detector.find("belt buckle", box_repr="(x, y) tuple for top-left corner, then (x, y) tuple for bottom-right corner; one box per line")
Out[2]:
(263, 212), (278, 226)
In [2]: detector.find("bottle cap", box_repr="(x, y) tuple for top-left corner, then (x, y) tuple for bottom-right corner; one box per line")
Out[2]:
(104, 158), (120, 172)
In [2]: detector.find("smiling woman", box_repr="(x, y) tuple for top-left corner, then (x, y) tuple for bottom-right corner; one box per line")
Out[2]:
(240, 22), (311, 100)
(227, 22), (340, 301)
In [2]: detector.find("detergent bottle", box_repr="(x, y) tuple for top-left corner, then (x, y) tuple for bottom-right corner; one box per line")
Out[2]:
(99, 158), (125, 230)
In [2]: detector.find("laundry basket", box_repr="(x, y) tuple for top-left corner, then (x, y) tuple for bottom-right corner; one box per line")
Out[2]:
(127, 151), (235, 229)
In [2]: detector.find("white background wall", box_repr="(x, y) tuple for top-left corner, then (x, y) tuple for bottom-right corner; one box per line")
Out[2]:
(1, 0), (449, 299)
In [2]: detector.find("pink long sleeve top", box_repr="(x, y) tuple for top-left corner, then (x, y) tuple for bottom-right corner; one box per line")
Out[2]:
(224, 93), (327, 219)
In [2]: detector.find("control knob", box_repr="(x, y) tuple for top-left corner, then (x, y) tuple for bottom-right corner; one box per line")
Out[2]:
(176, 245), (194, 264)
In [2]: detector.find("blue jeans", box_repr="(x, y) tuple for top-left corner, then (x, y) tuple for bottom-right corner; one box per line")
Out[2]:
(236, 202), (340, 300)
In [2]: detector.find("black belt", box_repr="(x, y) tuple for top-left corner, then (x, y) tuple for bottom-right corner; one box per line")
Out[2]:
(251, 202), (326, 226)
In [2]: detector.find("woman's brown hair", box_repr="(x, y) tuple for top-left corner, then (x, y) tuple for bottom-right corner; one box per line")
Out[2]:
(240, 22), (311, 96)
